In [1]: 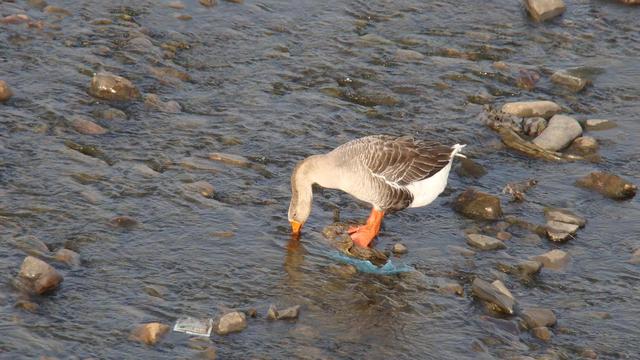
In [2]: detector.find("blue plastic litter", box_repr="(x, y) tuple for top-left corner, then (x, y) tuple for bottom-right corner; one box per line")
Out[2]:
(328, 251), (414, 275)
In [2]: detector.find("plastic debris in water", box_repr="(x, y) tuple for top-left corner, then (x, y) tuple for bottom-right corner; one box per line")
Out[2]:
(173, 317), (213, 337)
(328, 251), (413, 275)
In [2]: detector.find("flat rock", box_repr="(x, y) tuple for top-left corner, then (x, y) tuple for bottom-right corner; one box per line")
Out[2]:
(184, 181), (215, 197)
(277, 305), (300, 320)
(472, 278), (515, 314)
(0, 80), (13, 101)
(179, 157), (220, 172)
(532, 326), (552, 341)
(466, 234), (506, 251)
(453, 189), (503, 220)
(521, 307), (557, 328)
(71, 116), (107, 135)
(215, 311), (247, 335)
(130, 323), (169, 345)
(524, 0), (566, 21)
(208, 152), (250, 167)
(53, 248), (80, 267)
(576, 172), (636, 200)
(544, 208), (586, 227)
(438, 283), (464, 296)
(394, 49), (425, 62)
(585, 119), (616, 131)
(532, 114), (582, 151)
(533, 249), (569, 270)
(18, 256), (63, 295)
(551, 70), (589, 92)
(95, 107), (127, 121)
(546, 220), (579, 234)
(491, 280), (514, 300)
(447, 245), (476, 257)
(392, 243), (408, 254)
(517, 260), (542, 276)
(89, 72), (140, 101)
(501, 100), (561, 119)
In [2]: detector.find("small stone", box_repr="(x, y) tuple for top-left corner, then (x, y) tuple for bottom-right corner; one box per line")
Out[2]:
(168, 1), (185, 9)
(215, 311), (247, 335)
(245, 308), (257, 318)
(455, 158), (487, 178)
(533, 114), (583, 151)
(585, 119), (616, 131)
(130, 323), (169, 345)
(394, 49), (425, 62)
(95, 107), (127, 121)
(277, 305), (300, 320)
(551, 70), (590, 92)
(491, 280), (514, 300)
(438, 283), (464, 296)
(89, 72), (140, 102)
(522, 117), (547, 136)
(0, 80), (13, 102)
(532, 326), (553, 341)
(521, 307), (557, 328)
(501, 100), (561, 119)
(53, 248), (80, 267)
(496, 231), (512, 241)
(71, 116), (107, 135)
(207, 152), (250, 167)
(466, 234), (506, 251)
(144, 94), (181, 113)
(517, 260), (543, 276)
(392, 243), (408, 254)
(15, 299), (38, 312)
(199, 0), (217, 6)
(546, 228), (572, 242)
(544, 208), (586, 227)
(109, 216), (138, 228)
(453, 189), (503, 220)
(581, 349), (598, 359)
(447, 245), (476, 257)
(43, 5), (71, 16)
(546, 220), (579, 234)
(143, 285), (167, 298)
(176, 14), (192, 21)
(1, 14), (31, 25)
(18, 256), (63, 295)
(267, 304), (278, 320)
(358, 33), (393, 46)
(588, 311), (611, 320)
(184, 181), (215, 198)
(576, 172), (636, 200)
(568, 136), (598, 155)
(533, 249), (569, 270)
(524, 0), (566, 21)
(472, 278), (515, 314)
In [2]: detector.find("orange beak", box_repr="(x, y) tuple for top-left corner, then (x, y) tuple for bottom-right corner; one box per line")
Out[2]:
(290, 220), (302, 235)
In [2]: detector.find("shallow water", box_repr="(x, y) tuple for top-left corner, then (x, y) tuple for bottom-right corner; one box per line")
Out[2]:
(1, 0), (639, 359)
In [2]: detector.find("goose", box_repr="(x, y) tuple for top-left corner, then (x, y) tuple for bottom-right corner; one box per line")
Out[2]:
(288, 135), (466, 248)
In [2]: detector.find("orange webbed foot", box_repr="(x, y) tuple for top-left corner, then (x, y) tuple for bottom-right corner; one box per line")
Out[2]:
(349, 226), (378, 248)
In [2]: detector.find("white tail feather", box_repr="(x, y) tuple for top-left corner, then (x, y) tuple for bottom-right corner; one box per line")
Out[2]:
(451, 144), (467, 159)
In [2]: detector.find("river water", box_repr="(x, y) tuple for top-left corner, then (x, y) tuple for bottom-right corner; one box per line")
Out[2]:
(1, 0), (639, 359)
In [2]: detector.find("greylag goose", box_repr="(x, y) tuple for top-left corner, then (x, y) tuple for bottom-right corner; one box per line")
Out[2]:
(288, 135), (466, 248)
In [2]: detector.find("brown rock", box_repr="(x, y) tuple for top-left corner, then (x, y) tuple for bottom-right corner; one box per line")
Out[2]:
(43, 5), (71, 16)
(439, 283), (464, 296)
(521, 307), (557, 328)
(455, 157), (487, 178)
(184, 181), (215, 198)
(576, 172), (636, 200)
(199, 0), (217, 6)
(109, 216), (138, 228)
(394, 49), (425, 62)
(585, 119), (616, 131)
(53, 248), (80, 267)
(524, 0), (566, 21)
(568, 136), (598, 156)
(453, 189), (503, 220)
(88, 72), (140, 101)
(130, 323), (169, 345)
(501, 100), (561, 119)
(0, 80), (13, 101)
(1, 14), (31, 25)
(466, 234), (506, 251)
(496, 231), (512, 241)
(517, 260), (542, 276)
(581, 348), (598, 359)
(532, 326), (552, 341)
(168, 1), (185, 9)
(18, 256), (63, 295)
(392, 243), (408, 254)
(267, 304), (278, 320)
(215, 311), (247, 335)
(277, 305), (300, 320)
(619, 0), (640, 4)
(551, 70), (590, 92)
(71, 116), (107, 135)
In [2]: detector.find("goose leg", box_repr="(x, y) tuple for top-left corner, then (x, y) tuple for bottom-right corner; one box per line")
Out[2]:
(349, 208), (384, 248)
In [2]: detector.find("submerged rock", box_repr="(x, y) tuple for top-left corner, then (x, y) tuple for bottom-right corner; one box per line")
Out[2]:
(109, 216), (138, 228)
(200, 0), (217, 6)
(453, 189), (503, 220)
(551, 70), (590, 92)
(53, 248), (81, 267)
(130, 323), (169, 345)
(71, 116), (107, 135)
(532, 115), (582, 151)
(208, 152), (250, 167)
(544, 208), (586, 227)
(466, 234), (506, 251)
(576, 172), (636, 200)
(501, 100), (561, 119)
(392, 243), (408, 254)
(524, 0), (566, 21)
(472, 278), (516, 314)
(215, 311), (247, 335)
(184, 181), (215, 198)
(394, 49), (425, 62)
(0, 80), (13, 101)
(502, 179), (538, 202)
(277, 305), (300, 320)
(585, 119), (616, 131)
(88, 72), (140, 101)
(144, 94), (182, 113)
(455, 158), (487, 178)
(438, 282), (464, 296)
(10, 235), (50, 257)
(567, 136), (598, 156)
(18, 256), (63, 295)
(532, 326), (552, 341)
(517, 260), (543, 276)
(521, 307), (557, 328)
(533, 249), (569, 270)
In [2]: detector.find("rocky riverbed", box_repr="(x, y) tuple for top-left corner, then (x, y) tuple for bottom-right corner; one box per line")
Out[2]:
(1, 0), (639, 359)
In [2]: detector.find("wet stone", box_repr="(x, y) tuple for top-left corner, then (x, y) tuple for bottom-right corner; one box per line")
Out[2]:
(438, 283), (464, 296)
(551, 70), (590, 92)
(18, 256), (63, 295)
(277, 305), (300, 320)
(43, 5), (71, 16)
(89, 72), (140, 102)
(358, 33), (393, 45)
(521, 307), (557, 328)
(567, 136), (598, 156)
(496, 231), (511, 241)
(199, 0), (217, 6)
(524, 0), (566, 21)
(144, 94), (182, 113)
(71, 116), (107, 135)
(533, 249), (569, 270)
(95, 107), (127, 121)
(392, 243), (408, 254)
(208, 152), (250, 167)
(215, 311), (247, 335)
(184, 181), (215, 198)
(130, 323), (169, 345)
(109, 216), (138, 228)
(501, 100), (561, 119)
(452, 189), (503, 220)
(168, 1), (185, 9)
(53, 248), (80, 267)
(546, 220), (579, 242)
(581, 349), (598, 359)
(544, 208), (586, 227)
(455, 157), (486, 178)
(522, 117), (547, 137)
(393, 49), (425, 62)
(517, 260), (542, 276)
(585, 119), (616, 131)
(447, 245), (476, 257)
(576, 172), (636, 200)
(267, 304), (278, 320)
(472, 278), (515, 314)
(0, 80), (13, 102)
(532, 115), (583, 151)
(15, 299), (38, 312)
(491, 280), (514, 301)
(532, 326), (552, 341)
(466, 234), (506, 251)
(10, 235), (50, 257)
